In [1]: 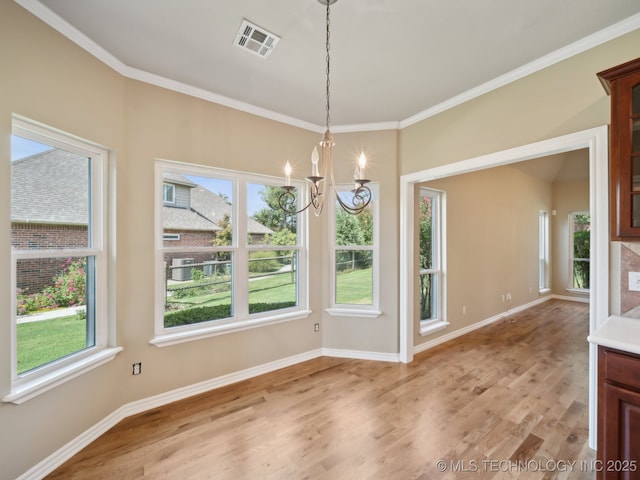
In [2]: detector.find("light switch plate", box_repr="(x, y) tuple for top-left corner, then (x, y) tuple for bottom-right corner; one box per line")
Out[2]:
(629, 272), (640, 292)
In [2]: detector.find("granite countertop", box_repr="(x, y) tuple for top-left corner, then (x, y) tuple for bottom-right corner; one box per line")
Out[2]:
(588, 315), (640, 355)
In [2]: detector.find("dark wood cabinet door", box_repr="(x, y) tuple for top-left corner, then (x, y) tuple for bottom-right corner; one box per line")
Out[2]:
(599, 382), (640, 479)
(598, 57), (640, 240)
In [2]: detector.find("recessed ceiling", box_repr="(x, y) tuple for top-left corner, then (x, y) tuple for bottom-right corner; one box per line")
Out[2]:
(20, 0), (640, 129)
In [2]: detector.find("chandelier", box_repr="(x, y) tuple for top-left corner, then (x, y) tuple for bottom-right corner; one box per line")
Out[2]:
(278, 0), (372, 216)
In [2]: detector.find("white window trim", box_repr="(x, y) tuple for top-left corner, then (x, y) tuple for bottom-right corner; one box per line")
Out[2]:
(152, 160), (309, 346)
(418, 187), (446, 335)
(568, 210), (590, 293)
(4, 116), (119, 405)
(326, 183), (381, 317)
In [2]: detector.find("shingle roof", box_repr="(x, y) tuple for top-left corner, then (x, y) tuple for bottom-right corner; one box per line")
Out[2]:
(11, 149), (89, 225)
(11, 151), (273, 237)
(167, 175), (273, 235)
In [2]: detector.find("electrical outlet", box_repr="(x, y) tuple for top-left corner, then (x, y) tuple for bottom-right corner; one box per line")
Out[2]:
(462, 305), (466, 315)
(314, 323), (320, 332)
(132, 362), (142, 375)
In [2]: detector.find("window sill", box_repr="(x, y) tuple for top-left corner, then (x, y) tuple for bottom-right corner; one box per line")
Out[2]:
(2, 346), (123, 405)
(325, 308), (382, 318)
(420, 319), (449, 336)
(150, 309), (312, 347)
(539, 288), (551, 295)
(566, 288), (590, 296)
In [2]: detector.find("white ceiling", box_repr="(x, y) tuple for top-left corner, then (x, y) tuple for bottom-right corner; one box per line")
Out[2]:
(19, 0), (640, 130)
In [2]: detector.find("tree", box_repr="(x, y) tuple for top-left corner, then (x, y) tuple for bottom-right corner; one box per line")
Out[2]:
(419, 196), (433, 319)
(253, 186), (297, 234)
(573, 213), (590, 289)
(212, 214), (232, 261)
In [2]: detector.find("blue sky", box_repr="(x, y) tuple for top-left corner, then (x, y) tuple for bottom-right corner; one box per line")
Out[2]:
(11, 135), (51, 161)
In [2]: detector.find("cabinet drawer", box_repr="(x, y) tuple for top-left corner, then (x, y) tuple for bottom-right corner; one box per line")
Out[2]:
(602, 349), (640, 390)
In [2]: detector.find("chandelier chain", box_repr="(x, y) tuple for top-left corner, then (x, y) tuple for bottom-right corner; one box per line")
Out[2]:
(278, 0), (372, 218)
(325, 0), (331, 130)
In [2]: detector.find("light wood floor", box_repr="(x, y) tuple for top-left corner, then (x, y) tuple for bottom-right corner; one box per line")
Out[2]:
(47, 299), (596, 479)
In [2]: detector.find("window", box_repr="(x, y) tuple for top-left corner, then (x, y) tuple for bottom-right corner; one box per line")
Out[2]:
(569, 211), (590, 291)
(154, 161), (309, 346)
(538, 211), (550, 293)
(418, 187), (446, 335)
(163, 183), (175, 204)
(328, 184), (380, 316)
(5, 117), (119, 404)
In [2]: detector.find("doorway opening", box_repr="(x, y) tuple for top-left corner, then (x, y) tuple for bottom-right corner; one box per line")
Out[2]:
(399, 126), (609, 449)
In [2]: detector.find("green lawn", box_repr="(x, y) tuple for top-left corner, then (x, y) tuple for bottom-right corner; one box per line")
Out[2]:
(17, 315), (87, 374)
(18, 267), (374, 372)
(336, 267), (373, 304)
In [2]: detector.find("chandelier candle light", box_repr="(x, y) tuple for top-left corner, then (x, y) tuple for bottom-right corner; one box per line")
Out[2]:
(278, 0), (372, 216)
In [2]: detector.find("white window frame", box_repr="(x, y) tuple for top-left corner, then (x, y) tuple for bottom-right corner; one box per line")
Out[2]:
(326, 183), (381, 317)
(152, 160), (310, 347)
(419, 187), (447, 336)
(4, 116), (120, 405)
(163, 183), (176, 204)
(538, 210), (550, 294)
(568, 210), (590, 294)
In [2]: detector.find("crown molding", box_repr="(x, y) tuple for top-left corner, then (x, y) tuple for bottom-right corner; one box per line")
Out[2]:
(399, 12), (640, 129)
(14, 1), (640, 133)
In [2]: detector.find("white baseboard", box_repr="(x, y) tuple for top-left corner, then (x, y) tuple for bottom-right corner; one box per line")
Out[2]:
(322, 348), (400, 363)
(18, 348), (323, 480)
(413, 295), (558, 355)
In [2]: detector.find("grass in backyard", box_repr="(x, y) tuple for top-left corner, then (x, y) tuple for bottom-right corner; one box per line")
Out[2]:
(336, 267), (373, 304)
(17, 315), (87, 374)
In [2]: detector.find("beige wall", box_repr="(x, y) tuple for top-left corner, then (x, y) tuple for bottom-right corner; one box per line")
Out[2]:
(417, 165), (552, 344)
(400, 30), (640, 177)
(2, 0), (640, 477)
(0, 3), (399, 478)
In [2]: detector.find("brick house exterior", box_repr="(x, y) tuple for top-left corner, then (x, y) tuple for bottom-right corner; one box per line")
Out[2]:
(11, 154), (272, 292)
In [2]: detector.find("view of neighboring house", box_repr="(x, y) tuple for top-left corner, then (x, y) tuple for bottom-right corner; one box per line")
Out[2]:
(162, 172), (272, 247)
(162, 173), (273, 280)
(11, 155), (273, 292)
(11, 148), (90, 291)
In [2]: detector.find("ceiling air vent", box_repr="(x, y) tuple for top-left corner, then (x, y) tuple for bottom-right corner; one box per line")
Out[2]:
(234, 19), (280, 59)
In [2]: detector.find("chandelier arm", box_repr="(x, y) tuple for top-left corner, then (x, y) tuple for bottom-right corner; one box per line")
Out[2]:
(278, 187), (314, 215)
(335, 184), (372, 215)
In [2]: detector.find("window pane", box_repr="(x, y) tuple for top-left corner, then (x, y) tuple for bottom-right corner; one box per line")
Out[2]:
(335, 250), (373, 305)
(247, 183), (297, 245)
(11, 135), (90, 250)
(16, 256), (94, 374)
(162, 173), (233, 246)
(571, 213), (590, 290)
(248, 251), (298, 313)
(419, 194), (433, 269)
(419, 272), (437, 321)
(335, 200), (373, 246)
(163, 184), (175, 203)
(164, 251), (233, 327)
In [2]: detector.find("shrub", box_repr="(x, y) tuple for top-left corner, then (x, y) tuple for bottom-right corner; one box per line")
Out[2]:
(16, 258), (86, 315)
(163, 301), (296, 327)
(248, 251), (281, 273)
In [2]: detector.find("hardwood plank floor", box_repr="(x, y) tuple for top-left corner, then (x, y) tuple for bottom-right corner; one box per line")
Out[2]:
(47, 299), (596, 479)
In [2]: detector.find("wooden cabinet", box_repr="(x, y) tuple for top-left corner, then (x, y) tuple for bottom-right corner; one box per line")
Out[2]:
(597, 346), (640, 479)
(598, 57), (640, 240)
